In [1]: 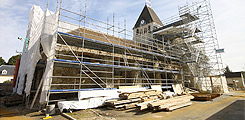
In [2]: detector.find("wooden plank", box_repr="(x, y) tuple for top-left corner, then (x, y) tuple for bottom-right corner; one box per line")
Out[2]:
(114, 102), (138, 109)
(156, 99), (191, 110)
(190, 93), (212, 101)
(149, 95), (194, 107)
(166, 102), (192, 111)
(136, 94), (168, 111)
(107, 98), (142, 106)
(136, 99), (159, 111)
(119, 90), (162, 99)
(172, 84), (184, 95)
(124, 103), (138, 109)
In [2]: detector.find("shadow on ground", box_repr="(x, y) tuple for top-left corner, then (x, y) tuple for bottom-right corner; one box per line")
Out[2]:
(206, 100), (245, 120)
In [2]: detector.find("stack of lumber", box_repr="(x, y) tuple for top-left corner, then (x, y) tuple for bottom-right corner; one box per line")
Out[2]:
(119, 90), (162, 99)
(137, 95), (194, 111)
(104, 90), (164, 110)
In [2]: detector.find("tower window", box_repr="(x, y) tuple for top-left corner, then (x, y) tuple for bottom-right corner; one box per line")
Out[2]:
(148, 25), (151, 32)
(136, 29), (139, 35)
(144, 28), (147, 34)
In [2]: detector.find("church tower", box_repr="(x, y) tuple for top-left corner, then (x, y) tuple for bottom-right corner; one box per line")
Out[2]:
(133, 1), (163, 43)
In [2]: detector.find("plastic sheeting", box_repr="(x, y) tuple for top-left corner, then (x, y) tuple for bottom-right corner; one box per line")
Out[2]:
(58, 88), (152, 111)
(78, 89), (119, 100)
(58, 97), (109, 112)
(195, 76), (229, 93)
(58, 89), (119, 111)
(221, 76), (229, 93)
(14, 5), (58, 104)
(39, 9), (59, 104)
(14, 5), (44, 95)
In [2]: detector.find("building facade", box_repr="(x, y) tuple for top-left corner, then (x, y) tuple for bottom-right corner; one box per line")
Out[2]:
(0, 65), (15, 83)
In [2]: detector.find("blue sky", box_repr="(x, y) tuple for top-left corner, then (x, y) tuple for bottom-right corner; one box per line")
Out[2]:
(0, 0), (244, 71)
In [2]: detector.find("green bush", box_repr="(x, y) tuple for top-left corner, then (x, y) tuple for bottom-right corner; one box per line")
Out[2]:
(3, 80), (11, 84)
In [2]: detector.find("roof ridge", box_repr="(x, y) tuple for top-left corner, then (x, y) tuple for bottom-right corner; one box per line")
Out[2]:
(0, 65), (15, 67)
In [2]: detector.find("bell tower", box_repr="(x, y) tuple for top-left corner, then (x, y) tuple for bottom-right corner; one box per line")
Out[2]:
(133, 1), (163, 43)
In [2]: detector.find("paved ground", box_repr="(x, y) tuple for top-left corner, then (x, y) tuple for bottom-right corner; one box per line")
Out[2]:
(70, 91), (245, 120)
(0, 90), (244, 120)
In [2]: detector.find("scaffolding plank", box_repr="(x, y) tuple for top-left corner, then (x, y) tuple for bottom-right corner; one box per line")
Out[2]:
(53, 59), (180, 74)
(58, 31), (180, 61)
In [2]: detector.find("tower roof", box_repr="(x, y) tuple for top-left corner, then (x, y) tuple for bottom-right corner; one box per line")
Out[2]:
(133, 5), (163, 29)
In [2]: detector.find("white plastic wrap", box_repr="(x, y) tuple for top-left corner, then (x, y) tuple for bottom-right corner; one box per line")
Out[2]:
(14, 5), (44, 96)
(39, 10), (59, 104)
(58, 97), (108, 112)
(14, 5), (58, 104)
(78, 89), (119, 100)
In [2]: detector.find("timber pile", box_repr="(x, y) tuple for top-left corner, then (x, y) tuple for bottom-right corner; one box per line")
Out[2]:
(104, 90), (164, 110)
(119, 90), (162, 99)
(137, 94), (194, 111)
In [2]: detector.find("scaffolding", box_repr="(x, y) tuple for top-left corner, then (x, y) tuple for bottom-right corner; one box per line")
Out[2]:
(153, 0), (224, 92)
(14, 0), (225, 109)
(26, 0), (185, 107)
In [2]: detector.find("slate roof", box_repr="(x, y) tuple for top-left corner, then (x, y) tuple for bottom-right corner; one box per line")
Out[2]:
(133, 5), (163, 29)
(0, 65), (15, 76)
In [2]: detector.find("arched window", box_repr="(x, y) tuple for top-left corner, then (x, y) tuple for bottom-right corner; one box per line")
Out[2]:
(136, 29), (139, 35)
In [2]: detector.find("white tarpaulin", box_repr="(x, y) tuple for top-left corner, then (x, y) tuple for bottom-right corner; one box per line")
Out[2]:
(58, 97), (108, 112)
(14, 5), (58, 104)
(58, 88), (152, 111)
(58, 89), (119, 111)
(78, 89), (119, 100)
(14, 5), (44, 96)
(39, 9), (59, 104)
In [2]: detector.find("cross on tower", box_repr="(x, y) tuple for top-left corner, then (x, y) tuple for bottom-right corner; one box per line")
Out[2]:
(145, 0), (151, 7)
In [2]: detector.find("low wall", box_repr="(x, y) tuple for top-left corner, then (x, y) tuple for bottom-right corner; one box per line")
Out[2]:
(0, 83), (12, 96)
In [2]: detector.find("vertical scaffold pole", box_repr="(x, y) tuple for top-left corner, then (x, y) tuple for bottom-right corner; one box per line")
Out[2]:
(124, 18), (127, 86)
(78, 0), (83, 90)
(112, 14), (115, 88)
